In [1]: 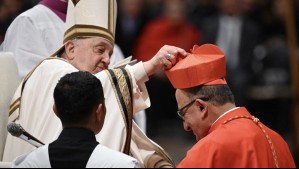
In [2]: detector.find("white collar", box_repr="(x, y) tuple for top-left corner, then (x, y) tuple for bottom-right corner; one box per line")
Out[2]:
(213, 107), (240, 125)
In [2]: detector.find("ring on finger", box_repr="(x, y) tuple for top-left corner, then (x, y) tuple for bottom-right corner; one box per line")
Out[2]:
(165, 53), (172, 60)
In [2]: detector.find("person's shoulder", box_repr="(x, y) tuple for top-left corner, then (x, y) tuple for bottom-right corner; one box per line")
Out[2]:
(191, 127), (244, 153)
(12, 145), (50, 168)
(87, 144), (140, 168)
(40, 58), (73, 68)
(191, 119), (271, 153)
(186, 131), (249, 163)
(142, 17), (168, 32)
(29, 58), (76, 77)
(97, 144), (138, 162)
(11, 5), (51, 25)
(18, 5), (48, 18)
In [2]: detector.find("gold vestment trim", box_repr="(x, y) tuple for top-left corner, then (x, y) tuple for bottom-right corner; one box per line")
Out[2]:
(106, 68), (133, 155)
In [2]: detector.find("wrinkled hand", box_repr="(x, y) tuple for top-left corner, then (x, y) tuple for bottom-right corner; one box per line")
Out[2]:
(144, 45), (187, 77)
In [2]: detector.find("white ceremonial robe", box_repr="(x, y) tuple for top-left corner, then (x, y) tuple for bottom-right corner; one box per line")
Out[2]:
(4, 58), (173, 168)
(12, 144), (140, 168)
(1, 5), (65, 79)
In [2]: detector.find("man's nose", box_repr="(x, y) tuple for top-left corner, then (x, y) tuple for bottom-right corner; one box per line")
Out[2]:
(102, 54), (110, 67)
(183, 121), (192, 132)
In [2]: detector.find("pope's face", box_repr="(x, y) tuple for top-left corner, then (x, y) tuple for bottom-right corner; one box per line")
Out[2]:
(175, 89), (210, 141)
(70, 37), (113, 74)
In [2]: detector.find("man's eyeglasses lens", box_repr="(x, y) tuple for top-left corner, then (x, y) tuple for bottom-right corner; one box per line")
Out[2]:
(177, 98), (208, 120)
(177, 100), (196, 120)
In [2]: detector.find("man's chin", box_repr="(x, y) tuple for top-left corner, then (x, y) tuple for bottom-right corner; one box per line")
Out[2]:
(194, 132), (201, 141)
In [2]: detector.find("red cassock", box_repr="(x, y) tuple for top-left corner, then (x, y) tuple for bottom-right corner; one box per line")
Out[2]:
(177, 107), (296, 168)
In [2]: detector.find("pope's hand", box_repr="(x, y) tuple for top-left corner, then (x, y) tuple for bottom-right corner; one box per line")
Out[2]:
(143, 45), (187, 77)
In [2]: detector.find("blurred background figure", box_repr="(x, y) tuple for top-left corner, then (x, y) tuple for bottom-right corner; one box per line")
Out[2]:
(1, 0), (67, 79)
(134, 0), (200, 62)
(116, 0), (148, 58)
(248, 0), (295, 146)
(201, 0), (261, 108)
(133, 0), (200, 136)
(186, 0), (218, 30)
(0, 0), (32, 44)
(143, 0), (163, 21)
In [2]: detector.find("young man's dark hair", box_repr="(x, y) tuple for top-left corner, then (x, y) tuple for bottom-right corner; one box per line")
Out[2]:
(54, 71), (105, 126)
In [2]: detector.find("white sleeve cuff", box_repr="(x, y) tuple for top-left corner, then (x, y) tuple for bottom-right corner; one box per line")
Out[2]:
(127, 62), (149, 84)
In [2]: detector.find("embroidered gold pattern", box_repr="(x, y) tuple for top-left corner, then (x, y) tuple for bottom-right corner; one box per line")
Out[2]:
(113, 69), (133, 116)
(106, 69), (133, 154)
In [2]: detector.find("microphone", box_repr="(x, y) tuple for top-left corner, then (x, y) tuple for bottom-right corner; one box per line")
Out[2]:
(7, 122), (45, 148)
